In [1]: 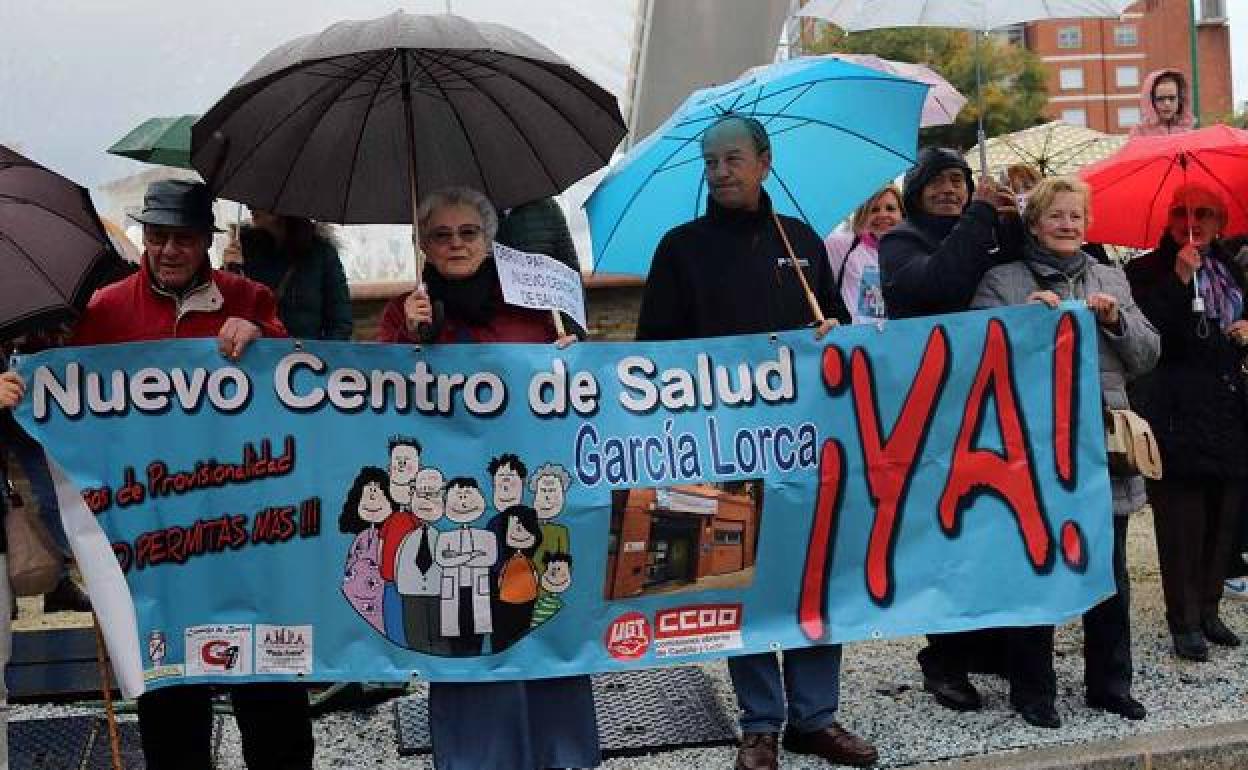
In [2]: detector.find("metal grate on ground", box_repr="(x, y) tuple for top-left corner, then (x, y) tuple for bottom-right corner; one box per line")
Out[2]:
(394, 666), (737, 757)
(11, 713), (224, 769)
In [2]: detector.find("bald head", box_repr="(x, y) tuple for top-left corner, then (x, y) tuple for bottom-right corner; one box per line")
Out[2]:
(701, 116), (772, 211)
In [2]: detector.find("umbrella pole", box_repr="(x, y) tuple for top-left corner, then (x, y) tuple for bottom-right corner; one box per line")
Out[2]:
(770, 210), (825, 325)
(399, 52), (425, 283)
(975, 29), (988, 178)
(93, 615), (123, 770)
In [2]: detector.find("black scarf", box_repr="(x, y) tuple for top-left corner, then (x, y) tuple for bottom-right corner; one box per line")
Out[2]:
(423, 256), (500, 326)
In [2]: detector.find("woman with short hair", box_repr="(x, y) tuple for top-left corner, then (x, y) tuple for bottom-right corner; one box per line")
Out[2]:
(973, 176), (1159, 723)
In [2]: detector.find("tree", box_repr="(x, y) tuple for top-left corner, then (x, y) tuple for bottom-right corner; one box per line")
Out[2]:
(805, 27), (1050, 151)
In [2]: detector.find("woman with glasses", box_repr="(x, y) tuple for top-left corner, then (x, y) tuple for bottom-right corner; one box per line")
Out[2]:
(1126, 183), (1248, 662)
(377, 187), (594, 770)
(1130, 69), (1193, 137)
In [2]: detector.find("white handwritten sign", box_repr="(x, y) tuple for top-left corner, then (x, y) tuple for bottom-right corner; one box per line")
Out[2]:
(493, 243), (587, 331)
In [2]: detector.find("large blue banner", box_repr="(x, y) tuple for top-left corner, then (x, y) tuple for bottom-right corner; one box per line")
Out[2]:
(14, 303), (1112, 694)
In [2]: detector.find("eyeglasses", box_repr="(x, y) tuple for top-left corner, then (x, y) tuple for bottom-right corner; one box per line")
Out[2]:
(1168, 206), (1219, 221)
(425, 225), (484, 246)
(1153, 94), (1179, 104)
(142, 228), (201, 250)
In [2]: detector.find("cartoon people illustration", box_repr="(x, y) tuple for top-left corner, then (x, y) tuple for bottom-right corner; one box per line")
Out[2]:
(380, 437), (422, 643)
(488, 453), (527, 513)
(531, 552), (572, 629)
(436, 477), (497, 656)
(338, 466), (393, 632)
(488, 504), (544, 652)
(529, 463), (571, 574)
(395, 467), (449, 654)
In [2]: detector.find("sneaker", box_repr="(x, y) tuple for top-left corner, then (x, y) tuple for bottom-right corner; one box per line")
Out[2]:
(1224, 578), (1248, 601)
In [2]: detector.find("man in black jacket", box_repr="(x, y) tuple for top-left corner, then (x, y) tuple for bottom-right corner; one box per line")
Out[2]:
(879, 148), (1061, 728)
(637, 115), (874, 770)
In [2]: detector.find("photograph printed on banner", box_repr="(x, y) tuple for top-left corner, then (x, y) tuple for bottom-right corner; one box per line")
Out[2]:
(604, 481), (763, 600)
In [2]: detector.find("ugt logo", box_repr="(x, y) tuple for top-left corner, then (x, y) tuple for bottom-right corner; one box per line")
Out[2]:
(200, 640), (241, 670)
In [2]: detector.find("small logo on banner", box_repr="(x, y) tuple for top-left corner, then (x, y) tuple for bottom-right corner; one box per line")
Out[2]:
(604, 612), (651, 660)
(147, 630), (167, 667)
(185, 624), (253, 676)
(653, 604), (744, 658)
(256, 624), (313, 675)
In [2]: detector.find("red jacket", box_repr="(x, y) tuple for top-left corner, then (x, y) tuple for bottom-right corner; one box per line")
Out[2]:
(71, 266), (287, 345)
(376, 293), (555, 344)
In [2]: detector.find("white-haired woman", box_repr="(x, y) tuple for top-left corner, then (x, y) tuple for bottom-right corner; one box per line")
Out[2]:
(378, 187), (594, 770)
(973, 176), (1160, 724)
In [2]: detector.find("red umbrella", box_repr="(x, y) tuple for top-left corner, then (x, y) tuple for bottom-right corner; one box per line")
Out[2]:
(1080, 125), (1248, 249)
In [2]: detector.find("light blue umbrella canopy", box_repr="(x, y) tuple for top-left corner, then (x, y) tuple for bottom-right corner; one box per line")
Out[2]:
(585, 57), (929, 276)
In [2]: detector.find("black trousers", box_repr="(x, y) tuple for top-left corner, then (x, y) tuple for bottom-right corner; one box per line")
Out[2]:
(137, 683), (314, 770)
(918, 625), (1056, 707)
(1083, 514), (1132, 698)
(1147, 477), (1243, 632)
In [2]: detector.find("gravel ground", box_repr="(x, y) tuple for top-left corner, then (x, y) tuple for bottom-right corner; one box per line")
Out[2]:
(12, 508), (1248, 769)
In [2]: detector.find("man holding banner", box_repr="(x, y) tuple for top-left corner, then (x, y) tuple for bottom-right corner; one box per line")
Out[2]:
(63, 180), (314, 770)
(636, 114), (875, 770)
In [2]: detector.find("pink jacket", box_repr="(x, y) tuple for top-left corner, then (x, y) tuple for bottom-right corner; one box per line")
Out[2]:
(1129, 68), (1194, 138)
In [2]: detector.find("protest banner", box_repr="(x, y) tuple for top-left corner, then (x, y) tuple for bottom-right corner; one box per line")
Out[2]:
(14, 303), (1112, 696)
(493, 243), (587, 331)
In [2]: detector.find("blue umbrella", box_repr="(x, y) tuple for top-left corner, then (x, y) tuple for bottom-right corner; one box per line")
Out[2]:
(586, 57), (929, 277)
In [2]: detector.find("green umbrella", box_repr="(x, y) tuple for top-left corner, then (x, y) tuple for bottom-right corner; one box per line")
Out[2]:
(107, 115), (197, 170)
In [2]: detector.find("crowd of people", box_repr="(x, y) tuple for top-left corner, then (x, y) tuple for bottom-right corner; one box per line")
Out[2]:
(0, 67), (1246, 770)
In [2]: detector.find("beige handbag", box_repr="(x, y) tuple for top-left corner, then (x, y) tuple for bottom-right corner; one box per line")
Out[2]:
(1104, 408), (1163, 481)
(6, 497), (62, 597)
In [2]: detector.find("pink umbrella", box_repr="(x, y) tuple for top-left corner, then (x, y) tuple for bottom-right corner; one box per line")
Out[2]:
(745, 54), (963, 128)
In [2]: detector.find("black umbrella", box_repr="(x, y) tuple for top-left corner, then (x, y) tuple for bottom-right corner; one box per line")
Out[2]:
(0, 146), (122, 340)
(191, 11), (625, 228)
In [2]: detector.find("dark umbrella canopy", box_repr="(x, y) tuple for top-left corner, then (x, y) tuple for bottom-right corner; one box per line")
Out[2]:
(191, 11), (626, 223)
(0, 146), (121, 340)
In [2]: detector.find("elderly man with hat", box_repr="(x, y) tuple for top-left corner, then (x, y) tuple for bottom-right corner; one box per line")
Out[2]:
(67, 180), (312, 768)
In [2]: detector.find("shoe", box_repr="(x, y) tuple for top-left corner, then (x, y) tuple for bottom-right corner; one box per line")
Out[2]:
(922, 672), (982, 711)
(43, 576), (92, 613)
(1224, 578), (1248, 601)
(735, 732), (778, 770)
(1087, 692), (1147, 720)
(1014, 700), (1061, 729)
(1173, 630), (1210, 662)
(782, 722), (879, 767)
(1201, 616), (1242, 647)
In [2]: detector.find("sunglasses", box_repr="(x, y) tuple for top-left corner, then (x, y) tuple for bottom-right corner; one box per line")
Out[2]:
(426, 224), (484, 246)
(1168, 206), (1219, 221)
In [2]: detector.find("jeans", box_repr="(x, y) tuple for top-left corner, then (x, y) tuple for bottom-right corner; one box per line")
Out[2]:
(727, 644), (842, 734)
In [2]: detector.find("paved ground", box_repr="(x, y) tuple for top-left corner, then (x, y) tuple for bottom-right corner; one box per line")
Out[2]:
(13, 508), (1248, 768)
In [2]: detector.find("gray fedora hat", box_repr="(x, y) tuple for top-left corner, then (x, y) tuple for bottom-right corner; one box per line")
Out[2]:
(129, 179), (221, 231)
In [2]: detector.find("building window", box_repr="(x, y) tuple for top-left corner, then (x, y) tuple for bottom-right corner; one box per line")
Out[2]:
(1060, 68), (1085, 91)
(1118, 106), (1142, 128)
(714, 529), (743, 545)
(1113, 25), (1138, 47)
(1202, 0), (1226, 21)
(1057, 26), (1082, 49)
(1062, 108), (1088, 127)
(1116, 66), (1140, 89)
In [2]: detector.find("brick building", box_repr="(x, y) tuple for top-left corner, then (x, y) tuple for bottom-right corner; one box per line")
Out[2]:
(1022, 0), (1232, 134)
(604, 483), (762, 600)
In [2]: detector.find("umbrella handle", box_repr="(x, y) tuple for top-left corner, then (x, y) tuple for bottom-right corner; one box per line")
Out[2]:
(770, 210), (826, 325)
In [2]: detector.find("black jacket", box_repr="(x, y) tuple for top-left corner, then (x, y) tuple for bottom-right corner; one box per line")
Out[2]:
(1123, 234), (1248, 476)
(635, 193), (848, 341)
(1125, 236), (1248, 479)
(880, 202), (1022, 319)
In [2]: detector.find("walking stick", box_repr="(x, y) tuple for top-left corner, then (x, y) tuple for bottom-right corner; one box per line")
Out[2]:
(93, 614), (124, 770)
(770, 210), (826, 325)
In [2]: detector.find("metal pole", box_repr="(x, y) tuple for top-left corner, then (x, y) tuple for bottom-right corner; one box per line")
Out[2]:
(975, 29), (988, 176)
(1189, 0), (1202, 126)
